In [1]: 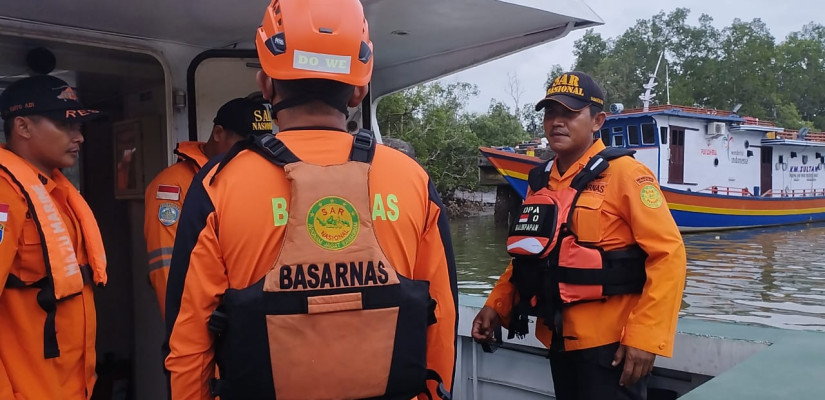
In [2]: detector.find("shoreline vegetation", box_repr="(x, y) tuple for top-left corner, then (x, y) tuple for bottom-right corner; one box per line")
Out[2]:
(376, 9), (825, 204)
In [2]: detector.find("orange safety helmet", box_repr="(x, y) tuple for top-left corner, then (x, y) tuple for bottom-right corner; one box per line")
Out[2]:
(256, 0), (373, 87)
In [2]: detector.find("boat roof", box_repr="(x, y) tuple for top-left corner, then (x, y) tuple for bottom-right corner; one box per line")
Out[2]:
(606, 105), (746, 124)
(0, 0), (604, 97)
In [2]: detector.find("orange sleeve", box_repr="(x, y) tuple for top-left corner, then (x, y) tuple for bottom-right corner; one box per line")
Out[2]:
(485, 189), (535, 324)
(0, 181), (25, 298)
(0, 356), (10, 399)
(166, 211), (226, 400)
(617, 164), (687, 357)
(143, 172), (184, 318)
(484, 261), (515, 325)
(414, 186), (457, 397)
(0, 182), (25, 395)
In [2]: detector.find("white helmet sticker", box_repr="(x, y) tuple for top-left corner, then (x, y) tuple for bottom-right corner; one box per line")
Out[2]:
(293, 50), (352, 74)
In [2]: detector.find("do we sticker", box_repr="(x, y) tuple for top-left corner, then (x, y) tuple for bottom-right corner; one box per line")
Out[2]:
(293, 50), (351, 75)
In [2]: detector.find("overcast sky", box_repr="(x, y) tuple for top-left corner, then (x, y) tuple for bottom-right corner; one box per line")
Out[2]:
(440, 0), (822, 113)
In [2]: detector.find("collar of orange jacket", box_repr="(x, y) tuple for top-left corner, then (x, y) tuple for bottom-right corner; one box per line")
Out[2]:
(175, 141), (209, 169)
(551, 140), (607, 184)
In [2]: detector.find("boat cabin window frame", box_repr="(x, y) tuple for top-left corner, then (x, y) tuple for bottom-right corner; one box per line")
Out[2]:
(627, 125), (641, 146)
(610, 126), (626, 147)
(641, 123), (656, 145)
(600, 128), (610, 146)
(660, 126), (668, 145)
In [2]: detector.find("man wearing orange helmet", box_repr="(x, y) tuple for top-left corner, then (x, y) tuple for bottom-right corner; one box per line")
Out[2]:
(164, 1), (457, 399)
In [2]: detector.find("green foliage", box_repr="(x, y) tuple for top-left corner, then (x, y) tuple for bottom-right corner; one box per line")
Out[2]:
(468, 101), (530, 147)
(377, 82), (529, 196)
(375, 11), (825, 198)
(569, 10), (825, 130)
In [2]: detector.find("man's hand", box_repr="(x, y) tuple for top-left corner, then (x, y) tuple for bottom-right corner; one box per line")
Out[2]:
(612, 344), (655, 386)
(471, 306), (501, 343)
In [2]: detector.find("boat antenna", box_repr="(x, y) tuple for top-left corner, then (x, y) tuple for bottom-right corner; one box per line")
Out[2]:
(665, 57), (670, 105)
(640, 49), (666, 112)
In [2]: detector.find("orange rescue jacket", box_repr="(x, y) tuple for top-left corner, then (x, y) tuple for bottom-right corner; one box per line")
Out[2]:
(143, 141), (209, 316)
(485, 141), (686, 356)
(0, 147), (107, 399)
(165, 130), (457, 400)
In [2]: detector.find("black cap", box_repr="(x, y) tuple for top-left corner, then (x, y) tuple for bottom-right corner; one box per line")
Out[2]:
(535, 71), (605, 112)
(0, 75), (102, 122)
(213, 98), (273, 136)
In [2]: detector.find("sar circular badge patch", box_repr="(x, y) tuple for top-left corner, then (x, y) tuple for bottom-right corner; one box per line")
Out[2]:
(307, 196), (359, 250)
(640, 184), (663, 209)
(158, 203), (181, 226)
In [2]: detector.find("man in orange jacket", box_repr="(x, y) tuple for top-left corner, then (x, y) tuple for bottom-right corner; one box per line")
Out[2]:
(472, 71), (686, 400)
(143, 97), (272, 317)
(164, 1), (457, 399)
(0, 75), (108, 399)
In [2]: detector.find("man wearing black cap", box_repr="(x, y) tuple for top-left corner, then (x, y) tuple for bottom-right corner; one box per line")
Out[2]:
(473, 72), (686, 400)
(143, 97), (272, 318)
(0, 75), (108, 399)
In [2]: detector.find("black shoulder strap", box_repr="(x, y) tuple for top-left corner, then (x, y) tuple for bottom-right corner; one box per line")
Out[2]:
(527, 159), (554, 193)
(570, 147), (635, 192)
(349, 129), (376, 163)
(251, 134), (301, 166)
(209, 134), (300, 185)
(210, 129), (377, 185)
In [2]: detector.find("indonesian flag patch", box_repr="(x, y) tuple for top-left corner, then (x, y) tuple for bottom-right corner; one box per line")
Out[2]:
(518, 213), (529, 223)
(156, 185), (181, 201)
(0, 203), (8, 222)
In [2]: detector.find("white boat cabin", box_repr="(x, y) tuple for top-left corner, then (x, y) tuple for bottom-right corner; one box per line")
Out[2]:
(600, 105), (825, 197)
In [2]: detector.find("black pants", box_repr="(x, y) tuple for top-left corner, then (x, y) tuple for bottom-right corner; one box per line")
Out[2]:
(548, 342), (648, 400)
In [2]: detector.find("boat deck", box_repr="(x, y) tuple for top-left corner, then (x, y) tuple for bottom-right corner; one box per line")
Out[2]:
(455, 295), (825, 399)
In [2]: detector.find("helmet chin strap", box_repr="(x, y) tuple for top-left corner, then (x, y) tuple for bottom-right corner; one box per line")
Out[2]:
(270, 79), (350, 119)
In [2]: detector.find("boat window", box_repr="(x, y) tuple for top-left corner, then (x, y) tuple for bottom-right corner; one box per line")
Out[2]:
(641, 123), (656, 145)
(627, 125), (640, 146)
(613, 135), (625, 147)
(612, 126), (623, 133)
(600, 128), (610, 146)
(660, 126), (668, 144)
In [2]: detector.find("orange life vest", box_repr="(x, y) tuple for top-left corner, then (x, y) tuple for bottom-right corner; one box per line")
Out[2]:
(505, 147), (647, 345)
(0, 146), (107, 358)
(206, 131), (449, 400)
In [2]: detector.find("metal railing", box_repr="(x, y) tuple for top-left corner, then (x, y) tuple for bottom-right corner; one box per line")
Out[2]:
(700, 186), (825, 198)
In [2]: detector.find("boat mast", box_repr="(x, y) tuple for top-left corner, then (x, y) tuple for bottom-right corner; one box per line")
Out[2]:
(666, 58), (670, 105)
(640, 50), (665, 111)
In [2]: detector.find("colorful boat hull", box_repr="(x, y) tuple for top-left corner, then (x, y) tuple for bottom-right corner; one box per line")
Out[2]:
(479, 146), (825, 231)
(664, 187), (825, 231)
(478, 147), (542, 198)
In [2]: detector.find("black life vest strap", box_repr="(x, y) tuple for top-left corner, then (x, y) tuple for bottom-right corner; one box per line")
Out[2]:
(209, 366), (450, 399)
(527, 159), (553, 193)
(556, 245), (647, 294)
(349, 129), (376, 163)
(423, 369), (452, 400)
(5, 264), (94, 359)
(210, 129), (377, 186)
(526, 147), (636, 194)
(570, 147), (635, 191)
